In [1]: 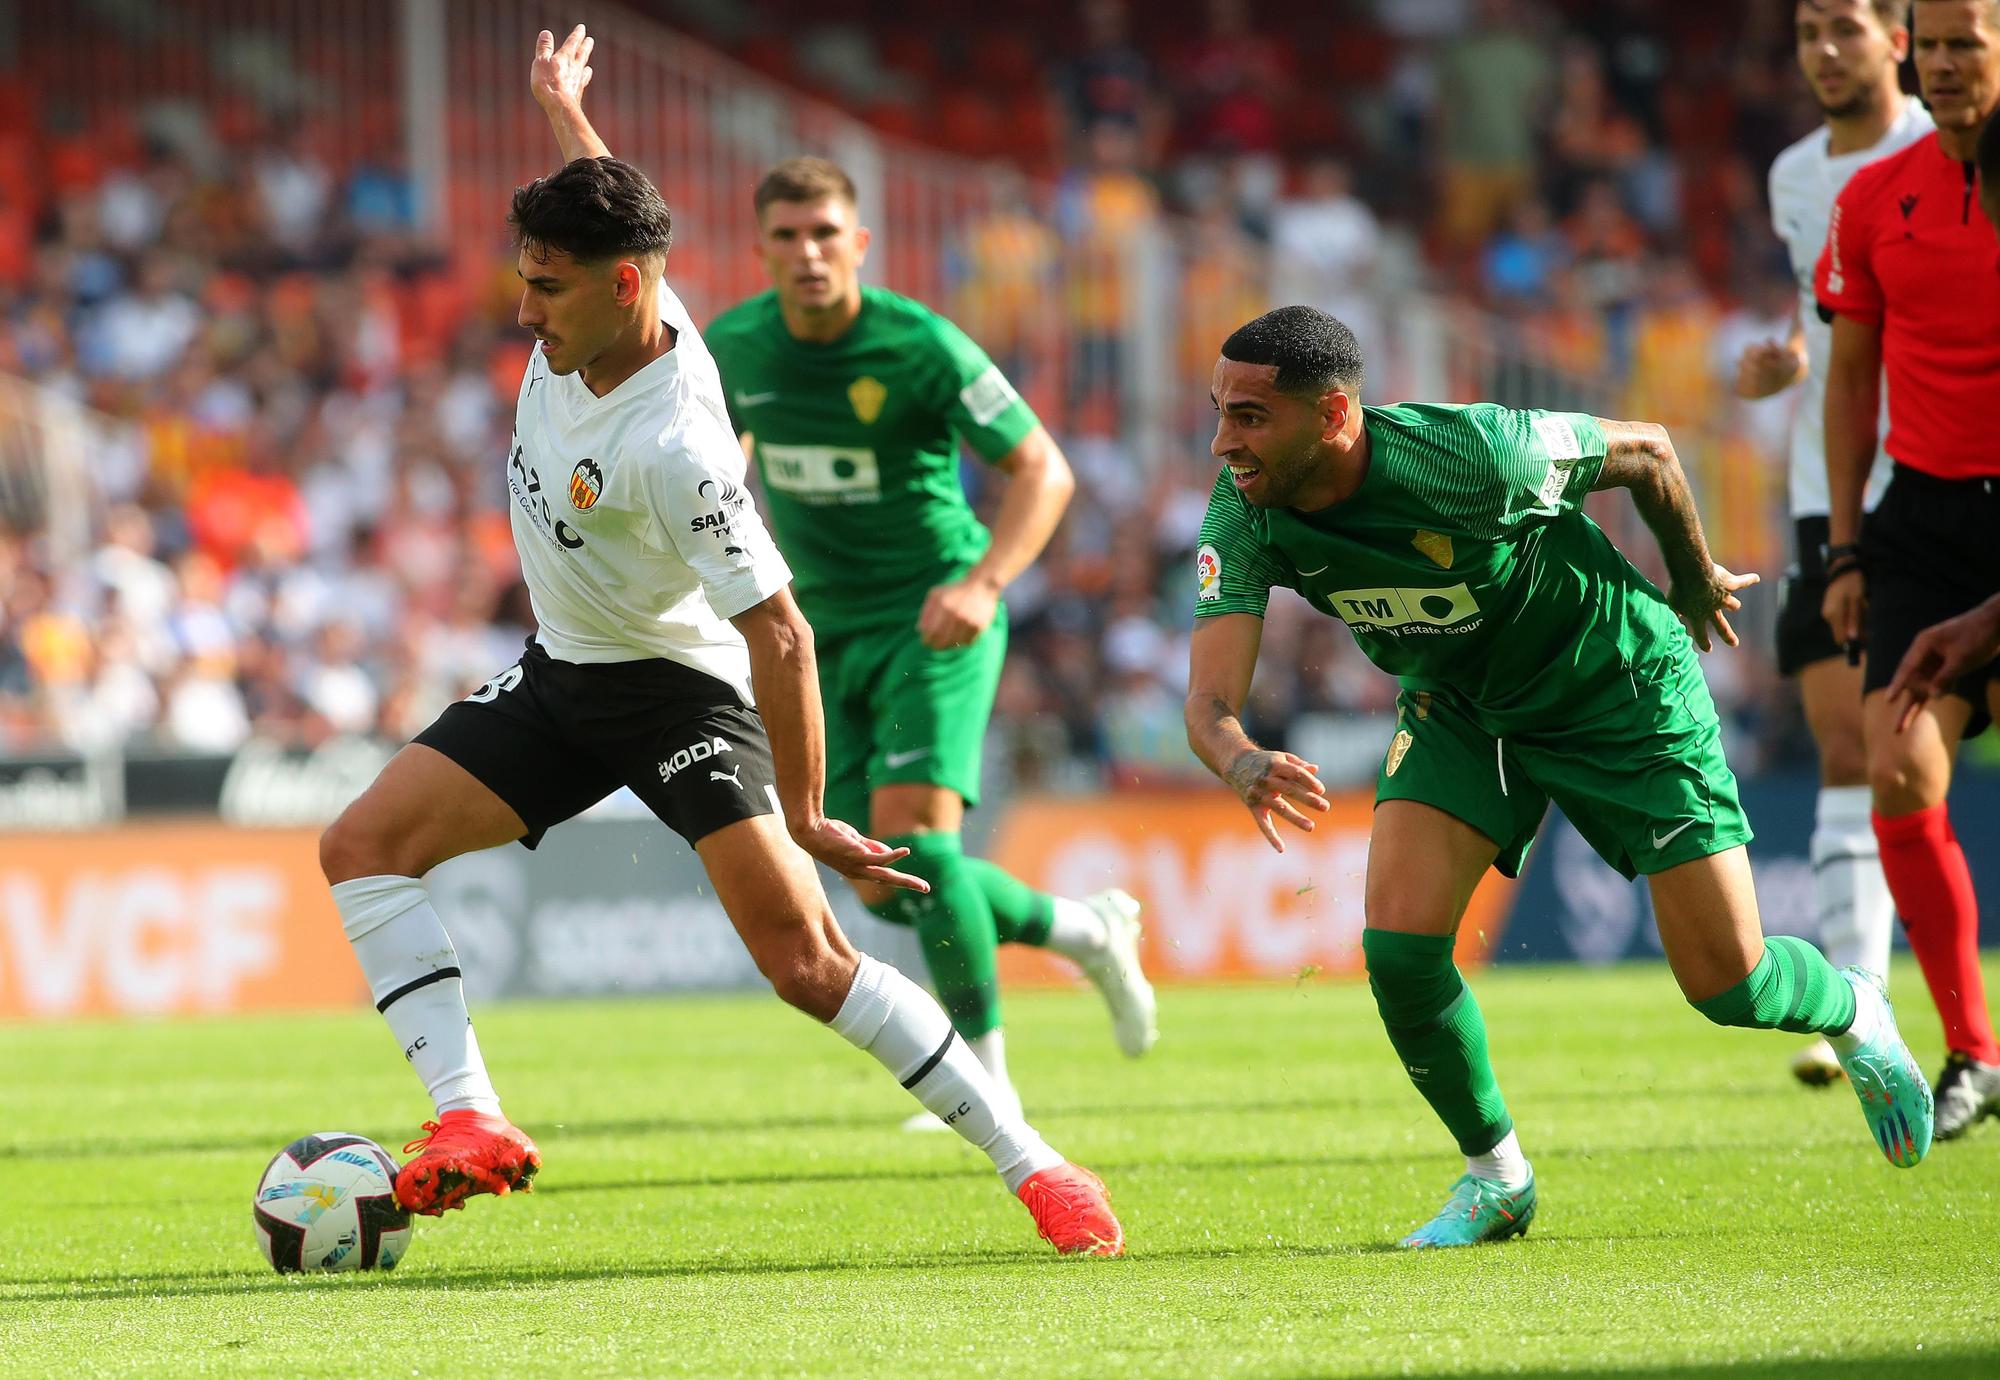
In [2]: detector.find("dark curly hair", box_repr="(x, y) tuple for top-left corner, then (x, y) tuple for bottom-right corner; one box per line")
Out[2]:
(1220, 306), (1366, 400)
(509, 156), (673, 265)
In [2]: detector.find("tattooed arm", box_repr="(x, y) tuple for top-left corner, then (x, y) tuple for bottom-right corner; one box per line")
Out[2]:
(1186, 613), (1330, 852)
(1590, 418), (1759, 653)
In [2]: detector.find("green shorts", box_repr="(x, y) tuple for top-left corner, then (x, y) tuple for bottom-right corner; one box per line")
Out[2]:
(819, 606), (1007, 826)
(1375, 645), (1753, 880)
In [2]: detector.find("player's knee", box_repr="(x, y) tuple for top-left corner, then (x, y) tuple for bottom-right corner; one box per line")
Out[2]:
(1866, 745), (1939, 815)
(754, 931), (850, 1021)
(319, 804), (410, 885)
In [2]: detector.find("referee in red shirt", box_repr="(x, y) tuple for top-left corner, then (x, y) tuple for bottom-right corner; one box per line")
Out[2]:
(1817, 0), (2000, 1141)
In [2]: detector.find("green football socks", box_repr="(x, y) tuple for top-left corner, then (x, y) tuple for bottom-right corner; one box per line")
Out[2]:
(963, 857), (1056, 947)
(1362, 928), (1514, 1156)
(1691, 936), (1856, 1035)
(866, 832), (1003, 1039)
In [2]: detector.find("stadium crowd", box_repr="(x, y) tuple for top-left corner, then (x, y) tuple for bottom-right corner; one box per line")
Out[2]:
(0, 0), (1879, 784)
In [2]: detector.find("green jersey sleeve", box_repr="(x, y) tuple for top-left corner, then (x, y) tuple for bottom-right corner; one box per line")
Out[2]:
(1473, 406), (1609, 521)
(922, 314), (1039, 462)
(1193, 470), (1290, 618)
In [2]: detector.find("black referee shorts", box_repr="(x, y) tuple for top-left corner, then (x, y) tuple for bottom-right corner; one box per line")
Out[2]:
(1861, 464), (2000, 737)
(414, 639), (779, 848)
(1775, 515), (1847, 677)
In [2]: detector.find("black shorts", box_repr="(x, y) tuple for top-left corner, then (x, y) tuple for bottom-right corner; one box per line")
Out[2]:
(1776, 515), (1845, 677)
(413, 640), (779, 849)
(1860, 465), (2000, 736)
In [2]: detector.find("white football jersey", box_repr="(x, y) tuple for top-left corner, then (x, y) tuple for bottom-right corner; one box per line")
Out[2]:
(506, 283), (790, 701)
(1768, 95), (1931, 518)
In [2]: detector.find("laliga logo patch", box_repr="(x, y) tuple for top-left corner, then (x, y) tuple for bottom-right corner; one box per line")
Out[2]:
(568, 458), (604, 512)
(1196, 543), (1222, 601)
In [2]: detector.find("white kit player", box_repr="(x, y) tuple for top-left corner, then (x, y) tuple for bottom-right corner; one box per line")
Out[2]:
(315, 79), (1123, 1255)
(1734, 0), (1929, 1086)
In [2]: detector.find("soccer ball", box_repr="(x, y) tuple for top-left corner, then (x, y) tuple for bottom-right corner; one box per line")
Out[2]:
(253, 1132), (413, 1273)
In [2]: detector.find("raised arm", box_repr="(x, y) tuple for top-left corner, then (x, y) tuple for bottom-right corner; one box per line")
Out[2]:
(1185, 612), (1329, 853)
(531, 25), (612, 163)
(731, 587), (924, 890)
(917, 425), (1075, 650)
(1590, 417), (1758, 653)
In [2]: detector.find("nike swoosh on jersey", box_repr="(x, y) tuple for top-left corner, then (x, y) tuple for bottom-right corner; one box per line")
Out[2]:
(734, 391), (780, 408)
(1652, 819), (1697, 849)
(1298, 564), (1330, 577)
(884, 748), (932, 769)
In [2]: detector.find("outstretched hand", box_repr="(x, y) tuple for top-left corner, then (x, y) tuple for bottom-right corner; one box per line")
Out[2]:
(531, 25), (594, 111)
(1672, 563), (1759, 653)
(1225, 748), (1331, 853)
(791, 816), (929, 892)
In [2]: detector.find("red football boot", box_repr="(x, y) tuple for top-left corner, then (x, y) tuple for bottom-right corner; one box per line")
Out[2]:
(395, 1110), (541, 1216)
(1017, 1163), (1125, 1256)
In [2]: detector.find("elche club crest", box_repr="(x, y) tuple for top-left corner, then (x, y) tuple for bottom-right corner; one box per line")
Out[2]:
(568, 458), (604, 511)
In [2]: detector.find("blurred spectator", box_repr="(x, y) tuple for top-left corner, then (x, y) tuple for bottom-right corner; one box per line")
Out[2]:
(252, 126), (335, 261)
(1175, 0), (1288, 161)
(1545, 41), (1648, 217)
(1434, 0), (1553, 252)
(1269, 158), (1382, 335)
(1482, 198), (1567, 309)
(1563, 178), (1648, 364)
(80, 253), (200, 380)
(1624, 256), (1719, 431)
(298, 621), (379, 738)
(1052, 0), (1164, 165)
(1056, 121), (1159, 429)
(950, 170), (1062, 406)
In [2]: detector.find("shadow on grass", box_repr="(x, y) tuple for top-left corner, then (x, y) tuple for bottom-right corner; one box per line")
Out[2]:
(0, 1082), (1806, 1163)
(1269, 1359), (1997, 1380)
(2, 1236), (1433, 1303)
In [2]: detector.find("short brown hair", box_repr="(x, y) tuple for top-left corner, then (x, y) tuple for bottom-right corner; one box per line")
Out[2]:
(753, 157), (858, 221)
(1871, 0), (1912, 27)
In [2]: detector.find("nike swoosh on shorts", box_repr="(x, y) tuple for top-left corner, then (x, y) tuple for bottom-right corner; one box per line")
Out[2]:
(1652, 819), (1697, 849)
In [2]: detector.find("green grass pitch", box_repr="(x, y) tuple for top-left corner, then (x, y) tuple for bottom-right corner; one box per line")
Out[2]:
(2, 961), (1996, 1378)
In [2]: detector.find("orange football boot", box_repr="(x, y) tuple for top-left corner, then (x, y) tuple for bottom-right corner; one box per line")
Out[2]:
(1017, 1163), (1125, 1256)
(395, 1110), (541, 1216)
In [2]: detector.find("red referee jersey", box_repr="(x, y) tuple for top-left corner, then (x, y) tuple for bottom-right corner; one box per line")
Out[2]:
(1815, 132), (2000, 480)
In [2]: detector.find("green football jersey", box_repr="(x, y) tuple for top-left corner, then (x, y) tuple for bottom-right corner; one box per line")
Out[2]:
(705, 285), (1039, 634)
(1195, 402), (1689, 736)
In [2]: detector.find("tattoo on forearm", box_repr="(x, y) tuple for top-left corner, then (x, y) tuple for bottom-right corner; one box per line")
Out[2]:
(1595, 420), (1711, 587)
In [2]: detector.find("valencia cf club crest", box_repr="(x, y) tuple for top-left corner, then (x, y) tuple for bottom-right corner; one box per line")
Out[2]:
(568, 458), (604, 512)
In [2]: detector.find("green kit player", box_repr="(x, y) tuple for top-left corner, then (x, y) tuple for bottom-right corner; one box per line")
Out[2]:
(1186, 306), (1934, 1247)
(534, 26), (1157, 1124)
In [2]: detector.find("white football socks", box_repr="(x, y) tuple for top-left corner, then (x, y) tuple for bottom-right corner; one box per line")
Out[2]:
(1043, 896), (1111, 966)
(331, 874), (501, 1117)
(1812, 786), (1894, 980)
(1466, 1130), (1531, 1191)
(831, 955), (1062, 1193)
(966, 1028), (1024, 1124)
